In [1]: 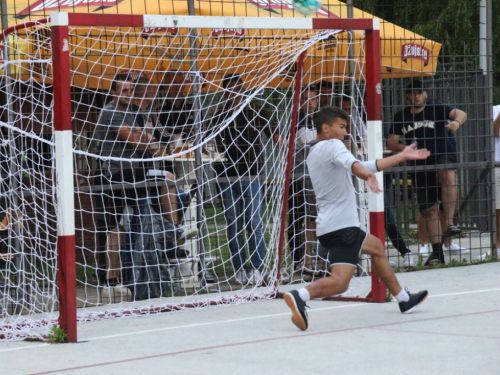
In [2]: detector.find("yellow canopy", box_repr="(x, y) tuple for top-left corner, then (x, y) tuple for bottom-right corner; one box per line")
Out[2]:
(0, 0), (441, 88)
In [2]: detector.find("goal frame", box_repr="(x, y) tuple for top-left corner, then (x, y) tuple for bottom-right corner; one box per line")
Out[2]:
(2, 13), (385, 342)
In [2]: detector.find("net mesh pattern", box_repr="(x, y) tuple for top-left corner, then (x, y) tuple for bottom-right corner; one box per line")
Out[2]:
(0, 19), (370, 340)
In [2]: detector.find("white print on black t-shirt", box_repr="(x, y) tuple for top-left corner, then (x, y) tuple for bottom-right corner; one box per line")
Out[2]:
(400, 120), (435, 135)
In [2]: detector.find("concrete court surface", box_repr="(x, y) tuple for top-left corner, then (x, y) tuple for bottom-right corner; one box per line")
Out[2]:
(0, 262), (499, 375)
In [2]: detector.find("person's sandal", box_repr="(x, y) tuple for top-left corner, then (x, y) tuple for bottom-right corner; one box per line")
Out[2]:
(445, 224), (462, 236)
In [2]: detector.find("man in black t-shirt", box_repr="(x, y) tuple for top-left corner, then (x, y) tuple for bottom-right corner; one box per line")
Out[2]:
(153, 71), (195, 148)
(211, 74), (280, 284)
(387, 80), (467, 266)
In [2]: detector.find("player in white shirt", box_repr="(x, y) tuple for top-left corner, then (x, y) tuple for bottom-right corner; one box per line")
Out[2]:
(284, 106), (430, 331)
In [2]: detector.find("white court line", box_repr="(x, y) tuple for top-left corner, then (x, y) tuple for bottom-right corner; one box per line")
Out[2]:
(429, 288), (500, 298)
(1, 287), (500, 353)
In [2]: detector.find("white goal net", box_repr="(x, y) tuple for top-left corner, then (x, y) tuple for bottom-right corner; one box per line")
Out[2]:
(0, 15), (374, 340)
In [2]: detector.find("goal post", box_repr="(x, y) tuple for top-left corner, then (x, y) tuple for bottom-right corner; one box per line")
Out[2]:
(0, 13), (384, 342)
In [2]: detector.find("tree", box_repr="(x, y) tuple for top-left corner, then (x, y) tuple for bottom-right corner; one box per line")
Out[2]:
(352, 0), (499, 101)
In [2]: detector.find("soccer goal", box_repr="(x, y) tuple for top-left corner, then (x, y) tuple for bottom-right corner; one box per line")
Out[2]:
(0, 13), (384, 341)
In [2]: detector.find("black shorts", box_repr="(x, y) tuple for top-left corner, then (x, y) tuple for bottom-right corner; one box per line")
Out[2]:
(414, 154), (457, 213)
(318, 227), (366, 267)
(94, 169), (142, 230)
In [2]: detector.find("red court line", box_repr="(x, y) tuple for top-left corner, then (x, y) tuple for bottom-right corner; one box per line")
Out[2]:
(29, 308), (500, 375)
(371, 326), (500, 341)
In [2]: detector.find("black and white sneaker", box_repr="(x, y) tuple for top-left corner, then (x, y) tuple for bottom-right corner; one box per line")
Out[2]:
(424, 251), (445, 266)
(399, 288), (428, 314)
(175, 227), (198, 245)
(284, 290), (309, 331)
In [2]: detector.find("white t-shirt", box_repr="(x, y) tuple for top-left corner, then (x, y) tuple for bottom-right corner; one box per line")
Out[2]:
(493, 105), (500, 162)
(306, 139), (378, 236)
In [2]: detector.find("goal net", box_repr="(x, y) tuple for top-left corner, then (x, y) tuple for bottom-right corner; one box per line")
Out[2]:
(0, 14), (381, 341)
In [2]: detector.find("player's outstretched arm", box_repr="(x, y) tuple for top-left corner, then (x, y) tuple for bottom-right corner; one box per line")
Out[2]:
(375, 143), (430, 171)
(352, 163), (382, 193)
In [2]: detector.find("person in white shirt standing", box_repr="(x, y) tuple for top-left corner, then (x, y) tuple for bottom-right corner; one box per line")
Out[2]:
(283, 106), (430, 331)
(288, 85), (320, 273)
(492, 105), (500, 255)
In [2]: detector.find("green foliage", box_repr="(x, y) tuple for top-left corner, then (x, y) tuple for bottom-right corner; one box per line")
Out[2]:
(46, 324), (67, 344)
(386, 289), (393, 302)
(351, 0), (500, 101)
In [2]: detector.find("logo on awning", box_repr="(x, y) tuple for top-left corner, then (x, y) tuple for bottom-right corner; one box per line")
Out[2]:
(401, 44), (429, 66)
(141, 27), (179, 38)
(212, 29), (245, 38)
(18, 0), (125, 17)
(247, 0), (338, 18)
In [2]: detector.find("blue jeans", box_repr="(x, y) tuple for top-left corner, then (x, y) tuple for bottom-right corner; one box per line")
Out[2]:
(127, 189), (188, 250)
(218, 180), (265, 271)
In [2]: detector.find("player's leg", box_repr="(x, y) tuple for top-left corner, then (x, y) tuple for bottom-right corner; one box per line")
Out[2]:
(105, 226), (126, 280)
(438, 154), (460, 236)
(160, 171), (178, 224)
(439, 168), (458, 231)
(423, 203), (445, 265)
(283, 227), (362, 331)
(495, 168), (500, 251)
(417, 212), (430, 254)
(304, 220), (316, 270)
(219, 180), (246, 283)
(287, 180), (304, 270)
(361, 233), (402, 296)
(283, 263), (356, 331)
(104, 170), (134, 285)
(304, 176), (318, 271)
(415, 171), (445, 265)
(243, 179), (265, 282)
(361, 233), (428, 314)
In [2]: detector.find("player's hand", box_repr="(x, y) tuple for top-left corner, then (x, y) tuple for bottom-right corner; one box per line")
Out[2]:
(367, 173), (382, 193)
(273, 135), (286, 148)
(401, 143), (430, 160)
(445, 120), (460, 133)
(152, 146), (168, 157)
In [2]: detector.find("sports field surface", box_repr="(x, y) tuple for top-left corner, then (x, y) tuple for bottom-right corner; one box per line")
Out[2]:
(1, 262), (499, 375)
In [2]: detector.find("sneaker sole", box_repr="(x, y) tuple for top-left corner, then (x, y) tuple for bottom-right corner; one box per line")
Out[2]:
(401, 292), (429, 314)
(283, 293), (307, 331)
(445, 226), (462, 236)
(444, 249), (470, 254)
(177, 228), (198, 245)
(426, 259), (445, 266)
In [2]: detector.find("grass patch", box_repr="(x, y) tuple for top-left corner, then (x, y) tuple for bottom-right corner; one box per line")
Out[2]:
(46, 324), (67, 344)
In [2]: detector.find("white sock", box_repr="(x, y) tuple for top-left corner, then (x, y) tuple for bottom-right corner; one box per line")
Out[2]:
(394, 289), (410, 303)
(298, 288), (311, 302)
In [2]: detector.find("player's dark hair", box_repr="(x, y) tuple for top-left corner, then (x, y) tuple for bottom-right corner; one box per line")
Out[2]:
(318, 80), (333, 90)
(314, 106), (349, 134)
(338, 94), (352, 103)
(133, 77), (149, 95)
(301, 84), (318, 94)
(222, 73), (243, 89)
(110, 73), (134, 92)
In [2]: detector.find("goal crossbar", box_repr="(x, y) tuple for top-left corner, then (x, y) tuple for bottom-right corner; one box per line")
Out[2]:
(49, 12), (379, 31)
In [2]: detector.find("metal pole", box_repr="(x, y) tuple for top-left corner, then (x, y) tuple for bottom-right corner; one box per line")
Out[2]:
(187, 0), (209, 287)
(347, 0), (356, 114)
(346, 0), (365, 277)
(1, 0), (24, 306)
(482, 0), (496, 258)
(479, 0), (487, 74)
